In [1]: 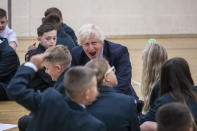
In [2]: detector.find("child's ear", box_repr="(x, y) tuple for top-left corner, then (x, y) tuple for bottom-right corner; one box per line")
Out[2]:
(55, 64), (62, 73)
(5, 19), (8, 24)
(83, 88), (90, 100)
(37, 37), (41, 42)
(104, 74), (110, 82)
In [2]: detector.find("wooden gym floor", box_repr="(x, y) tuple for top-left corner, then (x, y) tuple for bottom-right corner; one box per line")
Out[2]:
(0, 35), (197, 131)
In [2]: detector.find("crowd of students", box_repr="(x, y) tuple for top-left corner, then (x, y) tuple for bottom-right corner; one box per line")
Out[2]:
(0, 7), (197, 131)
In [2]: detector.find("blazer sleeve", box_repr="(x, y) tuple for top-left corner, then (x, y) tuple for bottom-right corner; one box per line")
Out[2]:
(7, 65), (42, 112)
(139, 96), (168, 125)
(0, 47), (19, 82)
(71, 47), (81, 66)
(113, 46), (132, 95)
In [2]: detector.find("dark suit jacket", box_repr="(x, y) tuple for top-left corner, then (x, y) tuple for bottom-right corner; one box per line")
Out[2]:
(26, 44), (54, 91)
(140, 87), (197, 124)
(66, 98), (107, 131)
(7, 65), (106, 131)
(0, 37), (20, 88)
(61, 23), (78, 46)
(71, 40), (138, 99)
(87, 86), (140, 131)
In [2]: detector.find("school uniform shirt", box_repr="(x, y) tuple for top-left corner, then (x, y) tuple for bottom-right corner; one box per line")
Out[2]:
(0, 26), (18, 45)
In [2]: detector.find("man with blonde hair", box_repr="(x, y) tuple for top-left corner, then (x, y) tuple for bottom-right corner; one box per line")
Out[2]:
(71, 24), (138, 99)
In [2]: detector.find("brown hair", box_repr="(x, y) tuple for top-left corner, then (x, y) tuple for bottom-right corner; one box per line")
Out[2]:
(160, 57), (197, 102)
(0, 8), (7, 18)
(44, 7), (62, 18)
(44, 45), (71, 69)
(64, 66), (96, 99)
(42, 13), (61, 30)
(156, 102), (193, 131)
(85, 58), (109, 87)
(37, 24), (57, 37)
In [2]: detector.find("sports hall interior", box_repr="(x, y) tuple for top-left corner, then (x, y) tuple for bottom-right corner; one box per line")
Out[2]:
(0, 0), (197, 130)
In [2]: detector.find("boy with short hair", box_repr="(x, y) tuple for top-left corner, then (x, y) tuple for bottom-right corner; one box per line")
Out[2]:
(7, 45), (106, 131)
(44, 7), (78, 46)
(18, 45), (71, 131)
(156, 103), (193, 131)
(0, 8), (17, 50)
(42, 13), (75, 51)
(25, 24), (57, 91)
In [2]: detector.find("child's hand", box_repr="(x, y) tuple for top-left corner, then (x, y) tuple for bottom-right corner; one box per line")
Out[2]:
(28, 42), (37, 50)
(30, 54), (46, 69)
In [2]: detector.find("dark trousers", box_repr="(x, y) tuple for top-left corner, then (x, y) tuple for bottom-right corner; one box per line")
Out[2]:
(18, 114), (33, 131)
(0, 86), (9, 100)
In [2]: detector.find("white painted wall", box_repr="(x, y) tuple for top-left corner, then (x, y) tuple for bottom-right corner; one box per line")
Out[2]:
(1, 0), (197, 36)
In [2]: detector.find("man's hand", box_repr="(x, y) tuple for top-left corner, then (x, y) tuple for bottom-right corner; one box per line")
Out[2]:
(30, 54), (46, 70)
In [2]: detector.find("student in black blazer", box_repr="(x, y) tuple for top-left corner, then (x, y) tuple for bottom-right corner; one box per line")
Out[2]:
(140, 57), (197, 130)
(86, 58), (140, 131)
(44, 7), (78, 46)
(71, 24), (138, 99)
(25, 24), (57, 91)
(18, 45), (72, 131)
(7, 45), (106, 131)
(42, 13), (76, 52)
(0, 37), (20, 100)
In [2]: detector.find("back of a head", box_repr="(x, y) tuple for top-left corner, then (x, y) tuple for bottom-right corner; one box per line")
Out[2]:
(160, 57), (196, 102)
(64, 66), (96, 99)
(78, 24), (105, 44)
(85, 58), (109, 87)
(0, 8), (7, 18)
(156, 102), (193, 131)
(142, 43), (168, 72)
(42, 13), (61, 30)
(37, 24), (57, 37)
(44, 45), (72, 69)
(44, 7), (62, 18)
(141, 42), (168, 113)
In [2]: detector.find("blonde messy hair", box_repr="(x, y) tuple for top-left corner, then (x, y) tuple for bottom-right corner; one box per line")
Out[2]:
(78, 24), (105, 45)
(44, 45), (72, 69)
(141, 43), (168, 114)
(85, 58), (109, 87)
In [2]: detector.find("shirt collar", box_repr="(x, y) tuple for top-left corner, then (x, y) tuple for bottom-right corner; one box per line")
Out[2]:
(79, 104), (86, 109)
(99, 46), (104, 58)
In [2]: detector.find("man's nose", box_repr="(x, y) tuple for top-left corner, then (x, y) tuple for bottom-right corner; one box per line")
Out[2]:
(88, 44), (94, 50)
